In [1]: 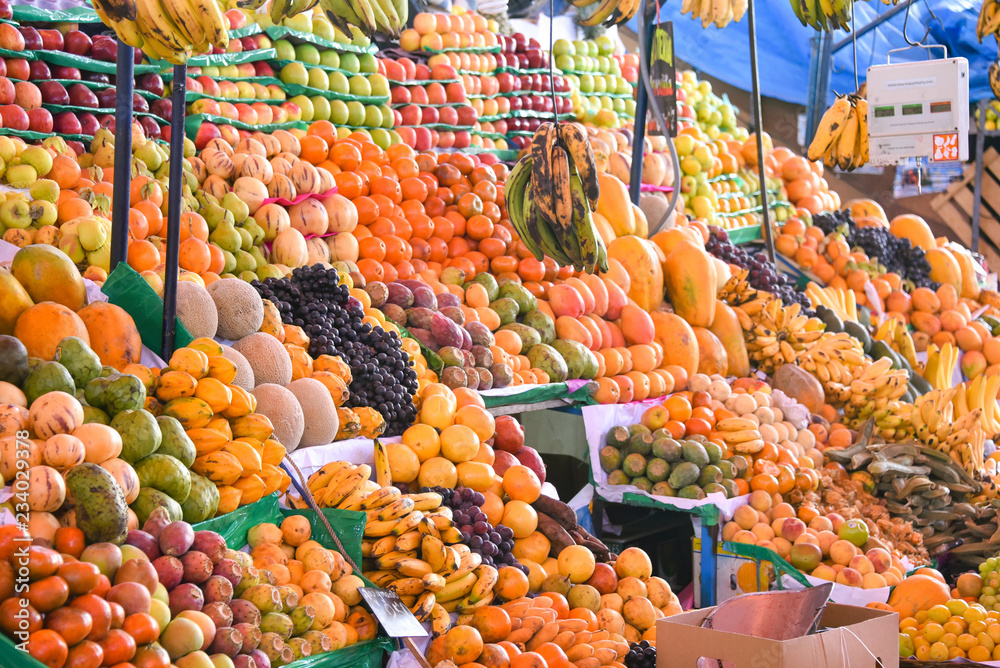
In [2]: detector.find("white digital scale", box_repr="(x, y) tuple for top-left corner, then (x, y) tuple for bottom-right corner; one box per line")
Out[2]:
(866, 51), (969, 167)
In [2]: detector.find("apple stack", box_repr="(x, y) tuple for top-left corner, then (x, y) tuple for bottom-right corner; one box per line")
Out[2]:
(553, 38), (637, 129)
(0, 19), (166, 142)
(492, 31), (573, 150)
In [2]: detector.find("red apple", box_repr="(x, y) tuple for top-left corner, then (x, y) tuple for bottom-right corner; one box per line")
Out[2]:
(399, 104), (421, 126)
(456, 105), (478, 127)
(437, 106), (457, 125)
(253, 62), (274, 77)
(132, 93), (149, 113)
(78, 113), (99, 136)
(280, 101), (301, 121)
(151, 99), (172, 120)
(27, 60), (50, 81)
(51, 66), (80, 80)
(414, 63), (430, 80)
(37, 81), (69, 105)
(27, 107), (52, 133)
(453, 131), (470, 149)
(225, 8), (247, 28)
(390, 86), (410, 104)
(17, 27), (41, 50)
(90, 37), (117, 62)
(0, 77), (13, 104)
(410, 86), (428, 105)
(63, 30), (91, 56)
(413, 126), (433, 151)
(138, 73), (165, 97)
(50, 110), (80, 134)
(139, 116), (160, 139)
(218, 124), (239, 146)
(437, 131), (454, 149)
(444, 82), (466, 103)
(396, 126), (416, 147)
(420, 106), (439, 124)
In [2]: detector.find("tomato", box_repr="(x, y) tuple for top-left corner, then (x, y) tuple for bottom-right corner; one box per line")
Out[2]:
(0, 598), (41, 635)
(53, 528), (86, 559)
(98, 629), (136, 666)
(108, 602), (125, 630)
(65, 641), (104, 668)
(131, 644), (169, 668)
(27, 575), (70, 612)
(28, 629), (69, 668)
(0, 524), (28, 561)
(57, 562), (101, 596)
(0, 560), (14, 600)
(44, 607), (94, 646)
(70, 594), (111, 642)
(91, 575), (111, 598)
(24, 546), (63, 580)
(121, 615), (159, 645)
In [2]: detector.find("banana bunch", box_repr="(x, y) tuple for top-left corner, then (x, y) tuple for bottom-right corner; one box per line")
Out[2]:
(92, 0), (229, 64)
(838, 358), (910, 426)
(797, 332), (866, 403)
(788, 0), (853, 32)
(992, 59), (1000, 100)
(805, 282), (857, 323)
(912, 387), (987, 474)
(957, 374), (1000, 441)
(680, 0), (747, 28)
(718, 269), (778, 311)
(807, 94), (869, 171)
(318, 0), (406, 39)
(978, 0), (1000, 42)
(872, 318), (921, 372)
(506, 122), (608, 274)
(733, 299), (825, 374)
(922, 342), (959, 391)
(714, 417), (764, 455)
(573, 0), (640, 28)
(872, 400), (913, 442)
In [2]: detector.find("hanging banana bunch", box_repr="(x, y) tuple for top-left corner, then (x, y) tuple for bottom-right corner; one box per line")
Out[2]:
(573, 0), (640, 28)
(679, 0), (747, 29)
(787, 0), (853, 32)
(92, 0), (229, 64)
(505, 122), (608, 275)
(978, 0), (1000, 42)
(807, 93), (869, 172)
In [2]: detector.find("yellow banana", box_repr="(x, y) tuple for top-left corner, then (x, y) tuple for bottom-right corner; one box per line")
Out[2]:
(436, 572), (478, 602)
(359, 485), (400, 510)
(376, 497), (415, 522)
(411, 591), (435, 622)
(392, 510), (425, 536)
(396, 557), (433, 578)
(467, 565), (497, 604)
(808, 95), (852, 161)
(373, 438), (392, 488)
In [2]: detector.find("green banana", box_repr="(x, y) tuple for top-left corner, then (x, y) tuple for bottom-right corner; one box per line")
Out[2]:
(569, 175), (599, 272)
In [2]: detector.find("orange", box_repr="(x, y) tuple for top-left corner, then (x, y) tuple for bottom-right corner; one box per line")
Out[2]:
(663, 394), (692, 421)
(537, 592), (569, 619)
(454, 405), (495, 442)
(453, 387), (486, 409)
(509, 652), (546, 668)
(502, 465), (541, 504)
(534, 644), (570, 668)
(470, 607), (511, 644)
(494, 565), (529, 601)
(440, 424), (481, 463)
(419, 394), (455, 431)
(480, 491), (505, 526)
(568, 608), (598, 631)
(443, 626), (484, 665)
(750, 473), (779, 495)
(500, 500), (538, 539)
(300, 135), (329, 164)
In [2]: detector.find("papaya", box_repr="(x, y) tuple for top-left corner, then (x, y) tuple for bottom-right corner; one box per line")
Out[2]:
(595, 173), (635, 237)
(192, 451), (243, 486)
(606, 236), (664, 313)
(0, 270), (33, 336)
(889, 214), (935, 250)
(650, 228), (701, 261)
(709, 302), (749, 377)
(663, 240), (716, 327)
(924, 248), (962, 293)
(161, 397), (214, 430)
(886, 574), (950, 619)
(692, 327), (728, 376)
(229, 413), (275, 441)
(10, 244), (87, 311)
(77, 302), (142, 371)
(948, 247), (981, 300)
(649, 311), (699, 377)
(14, 302), (90, 360)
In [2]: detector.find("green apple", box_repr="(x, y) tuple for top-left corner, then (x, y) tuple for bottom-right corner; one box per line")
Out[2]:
(295, 44), (321, 66)
(329, 99), (350, 125)
(553, 38), (574, 57)
(290, 95), (314, 121)
(573, 55), (589, 72)
(285, 13), (312, 33)
(358, 53), (378, 74)
(595, 35), (614, 56)
(624, 99), (636, 116)
(388, 129), (402, 145)
(572, 40), (588, 56)
(587, 41), (598, 57)
(363, 105), (382, 128)
(593, 77), (606, 94)
(378, 104), (393, 128)
(368, 73), (389, 97)
(340, 53), (360, 75)
(612, 98), (625, 114)
(578, 74), (594, 93)
(555, 54), (574, 73)
(597, 56), (610, 74)
(349, 75), (371, 97)
(616, 77), (631, 95)
(235, 81), (255, 99)
(273, 39), (295, 61)
(310, 96), (332, 121)
(369, 128), (391, 149)
(346, 100), (366, 126)
(220, 65), (239, 78)
(319, 50), (341, 69)
(280, 62), (309, 86)
(202, 66), (221, 77)
(328, 72), (349, 94)
(308, 67), (329, 90)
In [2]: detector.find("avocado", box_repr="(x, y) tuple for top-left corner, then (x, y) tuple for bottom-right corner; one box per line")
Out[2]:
(678, 485), (707, 500)
(843, 321), (871, 353)
(599, 446), (622, 473)
(651, 482), (674, 497)
(667, 461), (700, 489)
(646, 458), (670, 483)
(729, 454), (750, 478)
(627, 433), (653, 456)
(606, 426), (630, 449)
(652, 438), (682, 462)
(818, 306), (843, 334)
(631, 477), (653, 493)
(698, 464), (723, 487)
(607, 470), (631, 486)
(622, 453), (647, 478)
(909, 371), (933, 395)
(681, 441), (710, 467)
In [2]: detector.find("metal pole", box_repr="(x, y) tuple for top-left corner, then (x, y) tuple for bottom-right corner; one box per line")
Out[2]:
(805, 35), (821, 147)
(628, 2), (654, 205)
(809, 34), (834, 150)
(973, 98), (987, 253)
(747, 0), (773, 261)
(109, 45), (134, 271)
(161, 64), (187, 360)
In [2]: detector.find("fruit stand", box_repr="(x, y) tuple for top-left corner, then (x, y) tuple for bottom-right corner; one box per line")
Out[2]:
(6, 0), (1000, 666)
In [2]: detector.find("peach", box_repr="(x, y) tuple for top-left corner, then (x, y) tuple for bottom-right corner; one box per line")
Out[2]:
(835, 567), (863, 588)
(780, 518), (807, 543)
(862, 572), (887, 589)
(807, 516), (833, 533)
(848, 555), (874, 576)
(826, 513), (845, 532)
(811, 564), (836, 582)
(865, 548), (892, 574)
(751, 524), (775, 543)
(771, 537), (792, 559)
(733, 506), (759, 531)
(773, 503), (796, 519)
(829, 540), (857, 566)
(733, 530), (757, 545)
(816, 530), (839, 557)
(793, 533), (819, 547)
(721, 521), (740, 542)
(748, 490), (772, 513)
(831, 563), (845, 574)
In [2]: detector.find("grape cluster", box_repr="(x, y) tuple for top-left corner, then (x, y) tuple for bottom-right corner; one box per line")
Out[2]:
(422, 486), (528, 573)
(705, 226), (812, 310)
(812, 211), (938, 289)
(624, 641), (655, 668)
(252, 265), (419, 435)
(979, 557), (1000, 611)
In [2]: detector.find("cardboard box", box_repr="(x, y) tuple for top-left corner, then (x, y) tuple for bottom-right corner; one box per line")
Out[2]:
(655, 603), (898, 668)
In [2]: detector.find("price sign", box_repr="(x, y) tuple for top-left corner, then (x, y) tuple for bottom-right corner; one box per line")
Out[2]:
(359, 588), (428, 638)
(932, 132), (959, 162)
(647, 21), (676, 138)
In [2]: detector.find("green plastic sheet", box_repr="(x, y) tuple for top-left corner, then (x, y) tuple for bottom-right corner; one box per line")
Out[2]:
(193, 493), (367, 569)
(36, 50), (160, 74)
(13, 5), (102, 22)
(265, 26), (377, 54)
(722, 540), (812, 588)
(100, 263), (194, 356)
(480, 381), (595, 409)
(184, 113), (307, 138)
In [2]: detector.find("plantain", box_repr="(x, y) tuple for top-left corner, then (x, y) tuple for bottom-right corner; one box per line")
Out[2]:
(530, 123), (558, 226)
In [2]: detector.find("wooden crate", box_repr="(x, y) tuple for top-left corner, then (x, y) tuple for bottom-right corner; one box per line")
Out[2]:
(931, 148), (1000, 270)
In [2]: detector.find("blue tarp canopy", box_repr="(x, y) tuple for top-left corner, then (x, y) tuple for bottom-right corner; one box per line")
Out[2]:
(626, 0), (995, 107)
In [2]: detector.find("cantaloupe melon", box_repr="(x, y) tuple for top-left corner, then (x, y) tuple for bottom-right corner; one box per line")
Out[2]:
(232, 333), (292, 387)
(287, 378), (339, 448)
(176, 282), (218, 339)
(252, 383), (304, 451)
(220, 344), (255, 391)
(208, 278), (265, 341)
